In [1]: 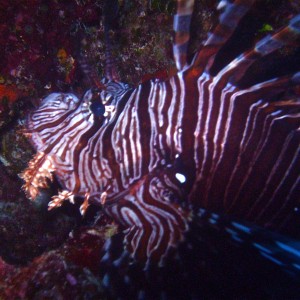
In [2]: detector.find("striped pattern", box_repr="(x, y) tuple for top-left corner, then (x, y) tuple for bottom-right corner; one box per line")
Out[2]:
(173, 0), (195, 70)
(22, 0), (300, 265)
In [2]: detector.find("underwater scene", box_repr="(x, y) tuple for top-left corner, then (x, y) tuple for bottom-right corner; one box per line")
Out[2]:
(0, 0), (300, 299)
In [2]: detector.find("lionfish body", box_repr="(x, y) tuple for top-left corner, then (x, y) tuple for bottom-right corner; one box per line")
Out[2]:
(22, 0), (300, 271)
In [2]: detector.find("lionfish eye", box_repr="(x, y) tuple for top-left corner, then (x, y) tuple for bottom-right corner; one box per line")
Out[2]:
(89, 101), (105, 117)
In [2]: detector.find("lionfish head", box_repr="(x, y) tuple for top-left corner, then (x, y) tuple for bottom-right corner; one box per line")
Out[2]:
(27, 79), (130, 152)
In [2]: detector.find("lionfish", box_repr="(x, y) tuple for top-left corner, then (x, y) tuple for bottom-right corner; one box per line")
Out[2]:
(21, 0), (300, 298)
